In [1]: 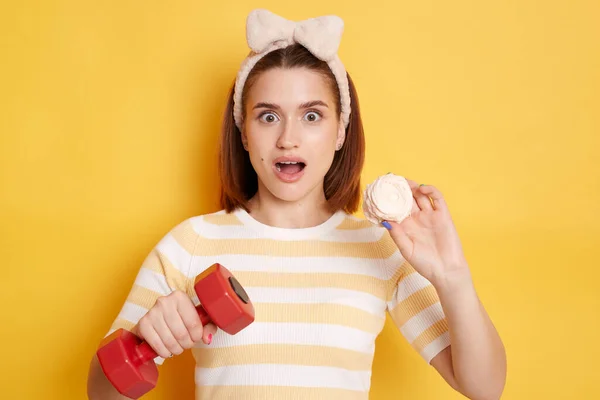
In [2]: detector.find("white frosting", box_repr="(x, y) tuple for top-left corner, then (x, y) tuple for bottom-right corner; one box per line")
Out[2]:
(362, 173), (413, 224)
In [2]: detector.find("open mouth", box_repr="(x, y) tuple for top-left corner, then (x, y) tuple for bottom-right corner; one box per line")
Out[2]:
(275, 161), (306, 174)
(273, 158), (307, 183)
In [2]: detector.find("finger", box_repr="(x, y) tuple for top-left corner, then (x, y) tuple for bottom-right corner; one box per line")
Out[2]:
(407, 178), (430, 211)
(405, 178), (419, 190)
(151, 308), (185, 356)
(404, 178), (421, 213)
(172, 291), (204, 344)
(415, 184), (434, 211)
(202, 323), (218, 345)
(137, 319), (172, 359)
(163, 303), (195, 350)
(418, 184), (447, 211)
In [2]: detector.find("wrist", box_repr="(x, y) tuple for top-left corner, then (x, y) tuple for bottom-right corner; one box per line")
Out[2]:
(431, 265), (474, 295)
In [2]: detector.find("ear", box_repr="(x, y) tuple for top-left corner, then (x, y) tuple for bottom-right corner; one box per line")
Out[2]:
(335, 117), (346, 151)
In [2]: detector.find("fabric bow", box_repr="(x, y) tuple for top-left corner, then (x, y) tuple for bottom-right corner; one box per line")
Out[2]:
(246, 9), (344, 62)
(233, 9), (351, 130)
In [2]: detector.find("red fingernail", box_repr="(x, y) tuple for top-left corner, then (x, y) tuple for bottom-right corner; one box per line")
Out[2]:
(207, 334), (213, 344)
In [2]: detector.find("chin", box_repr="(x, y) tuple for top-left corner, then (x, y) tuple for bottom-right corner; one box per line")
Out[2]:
(266, 181), (312, 202)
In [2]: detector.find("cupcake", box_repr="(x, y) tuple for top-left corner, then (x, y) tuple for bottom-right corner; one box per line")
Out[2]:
(363, 173), (413, 224)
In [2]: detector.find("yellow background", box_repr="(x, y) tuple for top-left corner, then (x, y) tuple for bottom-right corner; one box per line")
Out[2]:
(1, 0), (598, 398)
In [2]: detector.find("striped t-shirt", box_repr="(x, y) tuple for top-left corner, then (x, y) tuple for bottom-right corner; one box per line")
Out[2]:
(107, 208), (450, 399)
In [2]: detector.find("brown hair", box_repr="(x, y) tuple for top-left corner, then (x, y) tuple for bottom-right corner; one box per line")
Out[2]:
(218, 44), (365, 214)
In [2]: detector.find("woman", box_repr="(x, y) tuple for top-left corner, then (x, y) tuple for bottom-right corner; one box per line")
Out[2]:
(88, 9), (506, 400)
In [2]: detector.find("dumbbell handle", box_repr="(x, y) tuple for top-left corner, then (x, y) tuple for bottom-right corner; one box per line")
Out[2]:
(132, 305), (211, 365)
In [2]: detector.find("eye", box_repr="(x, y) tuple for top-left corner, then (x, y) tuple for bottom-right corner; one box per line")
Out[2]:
(259, 112), (279, 123)
(304, 111), (322, 122)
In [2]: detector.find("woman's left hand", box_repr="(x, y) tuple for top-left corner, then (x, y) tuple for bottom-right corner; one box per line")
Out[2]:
(384, 180), (470, 286)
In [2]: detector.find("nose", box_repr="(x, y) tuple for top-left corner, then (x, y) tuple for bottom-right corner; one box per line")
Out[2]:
(276, 118), (300, 150)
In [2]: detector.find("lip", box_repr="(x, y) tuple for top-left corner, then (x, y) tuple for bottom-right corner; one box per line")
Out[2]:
(272, 155), (307, 183)
(273, 156), (307, 165)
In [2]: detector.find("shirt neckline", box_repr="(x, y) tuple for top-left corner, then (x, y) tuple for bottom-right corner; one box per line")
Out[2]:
(233, 207), (347, 240)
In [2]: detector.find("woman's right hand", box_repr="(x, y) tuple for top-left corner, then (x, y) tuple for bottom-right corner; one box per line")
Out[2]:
(132, 290), (217, 358)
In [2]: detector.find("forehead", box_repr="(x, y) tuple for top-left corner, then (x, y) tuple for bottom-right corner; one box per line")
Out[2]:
(247, 68), (335, 105)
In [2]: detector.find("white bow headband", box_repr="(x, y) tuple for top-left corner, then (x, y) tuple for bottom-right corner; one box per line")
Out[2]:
(233, 9), (351, 131)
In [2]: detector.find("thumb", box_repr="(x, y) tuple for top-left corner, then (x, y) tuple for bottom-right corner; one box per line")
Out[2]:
(385, 221), (413, 259)
(202, 323), (218, 345)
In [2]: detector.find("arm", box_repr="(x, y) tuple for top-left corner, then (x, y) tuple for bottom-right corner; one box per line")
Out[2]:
(87, 219), (198, 398)
(384, 180), (506, 399)
(430, 270), (506, 399)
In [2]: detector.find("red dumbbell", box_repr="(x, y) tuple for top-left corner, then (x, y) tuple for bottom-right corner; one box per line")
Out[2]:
(96, 263), (254, 399)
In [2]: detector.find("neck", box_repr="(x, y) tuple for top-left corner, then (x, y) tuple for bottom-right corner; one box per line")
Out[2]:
(247, 182), (334, 229)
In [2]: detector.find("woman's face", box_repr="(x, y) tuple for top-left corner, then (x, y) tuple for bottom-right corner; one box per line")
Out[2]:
(243, 67), (344, 204)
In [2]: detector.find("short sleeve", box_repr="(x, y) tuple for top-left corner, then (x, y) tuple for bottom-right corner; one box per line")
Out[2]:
(104, 219), (199, 364)
(386, 260), (451, 364)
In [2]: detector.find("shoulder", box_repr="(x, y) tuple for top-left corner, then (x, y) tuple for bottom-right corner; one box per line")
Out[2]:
(169, 209), (244, 238)
(334, 214), (406, 291)
(334, 213), (401, 266)
(151, 209), (242, 262)
(334, 213), (377, 232)
(334, 213), (397, 251)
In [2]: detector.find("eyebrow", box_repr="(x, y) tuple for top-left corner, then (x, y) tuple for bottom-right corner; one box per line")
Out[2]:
(252, 100), (329, 110)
